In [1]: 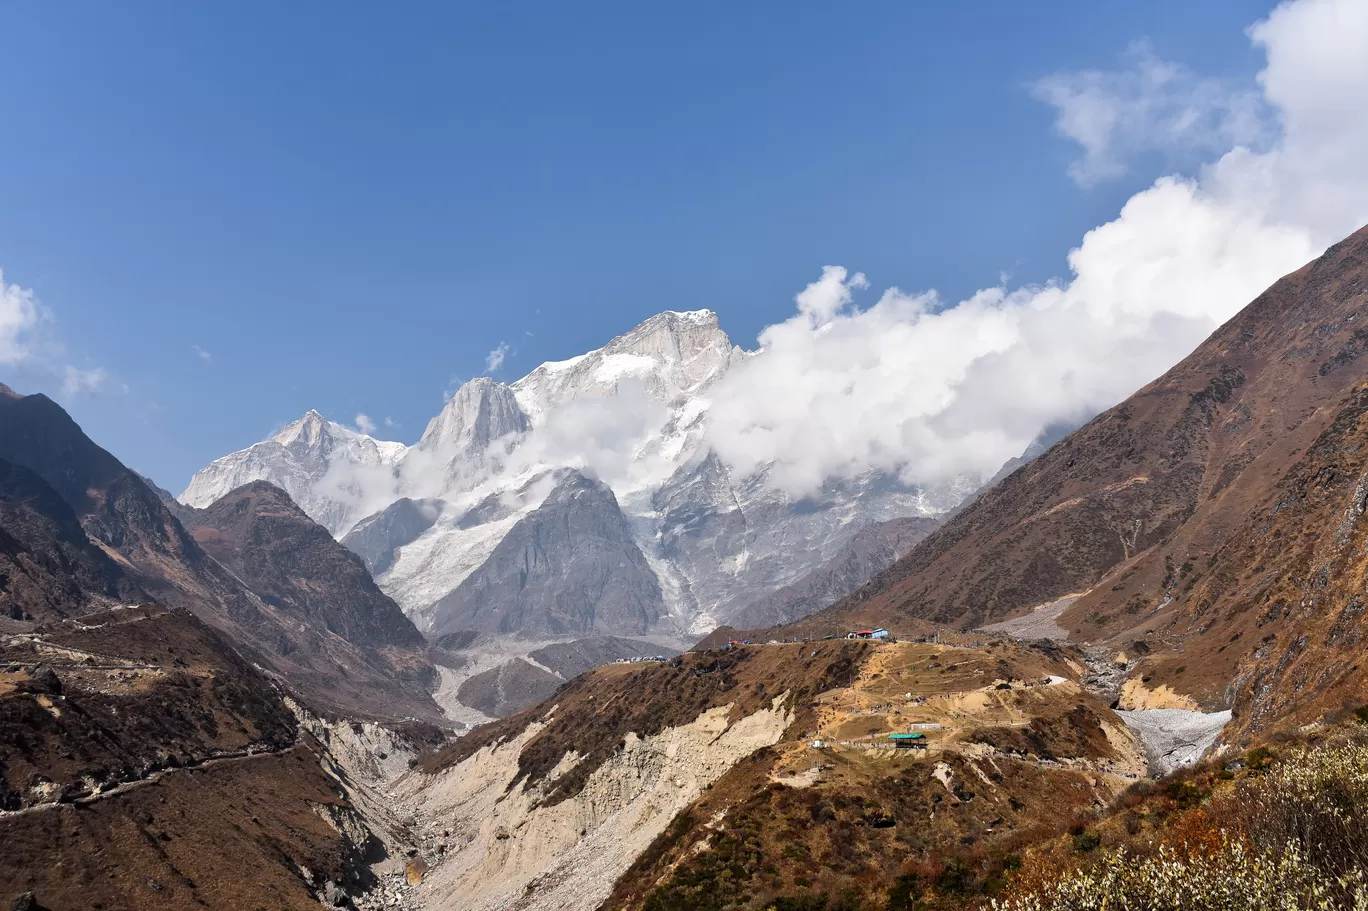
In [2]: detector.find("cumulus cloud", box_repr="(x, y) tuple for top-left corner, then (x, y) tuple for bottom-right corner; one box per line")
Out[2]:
(1033, 41), (1271, 187)
(704, 0), (1368, 497)
(354, 413), (377, 435)
(500, 380), (671, 494)
(1, 270), (120, 399)
(191, 344), (213, 364)
(485, 342), (510, 373)
(1, 270), (43, 366)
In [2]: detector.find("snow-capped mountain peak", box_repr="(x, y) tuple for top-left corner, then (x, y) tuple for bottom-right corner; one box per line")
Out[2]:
(510, 309), (741, 425)
(270, 408), (328, 446)
(181, 308), (977, 644)
(180, 410), (405, 535)
(415, 377), (528, 455)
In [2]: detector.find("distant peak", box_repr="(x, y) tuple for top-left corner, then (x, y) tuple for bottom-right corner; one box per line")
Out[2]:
(664, 309), (717, 323)
(271, 409), (335, 446)
(0, 383), (22, 400)
(632, 309), (720, 333)
(446, 376), (517, 405)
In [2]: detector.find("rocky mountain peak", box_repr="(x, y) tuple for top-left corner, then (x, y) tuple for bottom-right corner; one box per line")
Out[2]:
(270, 409), (329, 447)
(414, 376), (528, 456)
(510, 308), (740, 424)
(426, 468), (666, 639)
(181, 410), (406, 535)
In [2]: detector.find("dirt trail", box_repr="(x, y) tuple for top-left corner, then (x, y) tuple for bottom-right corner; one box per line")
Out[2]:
(0, 743), (297, 820)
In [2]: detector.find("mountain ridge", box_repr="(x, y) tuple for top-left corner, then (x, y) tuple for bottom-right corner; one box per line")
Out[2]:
(179, 309), (970, 649)
(0, 389), (442, 722)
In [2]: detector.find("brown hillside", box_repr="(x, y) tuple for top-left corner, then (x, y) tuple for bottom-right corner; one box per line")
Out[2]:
(0, 392), (442, 723)
(185, 481), (427, 649)
(777, 227), (1362, 637)
(0, 603), (393, 910)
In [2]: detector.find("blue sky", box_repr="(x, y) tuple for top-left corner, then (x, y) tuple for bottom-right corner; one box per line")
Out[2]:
(0, 1), (1274, 489)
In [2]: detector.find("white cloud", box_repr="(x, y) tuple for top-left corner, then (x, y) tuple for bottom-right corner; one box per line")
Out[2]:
(384, 416), (396, 427)
(1, 270), (44, 366)
(485, 342), (510, 373)
(704, 0), (1368, 497)
(1033, 40), (1271, 187)
(2, 270), (121, 400)
(60, 365), (125, 398)
(354, 413), (377, 435)
(191, 344), (213, 364)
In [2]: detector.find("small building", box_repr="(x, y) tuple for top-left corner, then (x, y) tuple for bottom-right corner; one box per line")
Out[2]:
(888, 733), (927, 750)
(870, 628), (890, 640)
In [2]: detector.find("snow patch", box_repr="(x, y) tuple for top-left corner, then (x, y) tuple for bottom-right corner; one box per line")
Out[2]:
(1116, 708), (1232, 777)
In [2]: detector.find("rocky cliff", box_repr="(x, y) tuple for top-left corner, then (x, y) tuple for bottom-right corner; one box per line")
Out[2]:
(730, 513), (940, 629)
(427, 472), (665, 639)
(185, 481), (426, 650)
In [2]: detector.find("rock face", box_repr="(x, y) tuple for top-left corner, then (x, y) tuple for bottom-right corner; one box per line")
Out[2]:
(509, 309), (740, 424)
(654, 455), (964, 631)
(406, 377), (529, 492)
(180, 410), (405, 536)
(340, 496), (445, 576)
(731, 514), (941, 629)
(0, 389), (440, 722)
(184, 481), (426, 650)
(181, 310), (976, 645)
(455, 658), (564, 718)
(0, 457), (146, 623)
(403, 689), (795, 911)
(785, 224), (1368, 738)
(427, 472), (665, 639)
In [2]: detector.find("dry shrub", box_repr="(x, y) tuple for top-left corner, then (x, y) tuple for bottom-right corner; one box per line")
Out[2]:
(997, 739), (1368, 911)
(1222, 737), (1368, 885)
(1158, 807), (1224, 859)
(993, 841), (1368, 911)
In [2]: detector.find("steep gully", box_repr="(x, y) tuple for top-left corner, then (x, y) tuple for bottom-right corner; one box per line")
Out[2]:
(980, 593), (1232, 776)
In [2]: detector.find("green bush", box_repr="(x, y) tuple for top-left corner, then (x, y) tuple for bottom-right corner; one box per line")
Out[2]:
(1071, 831), (1101, 853)
(886, 872), (921, 911)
